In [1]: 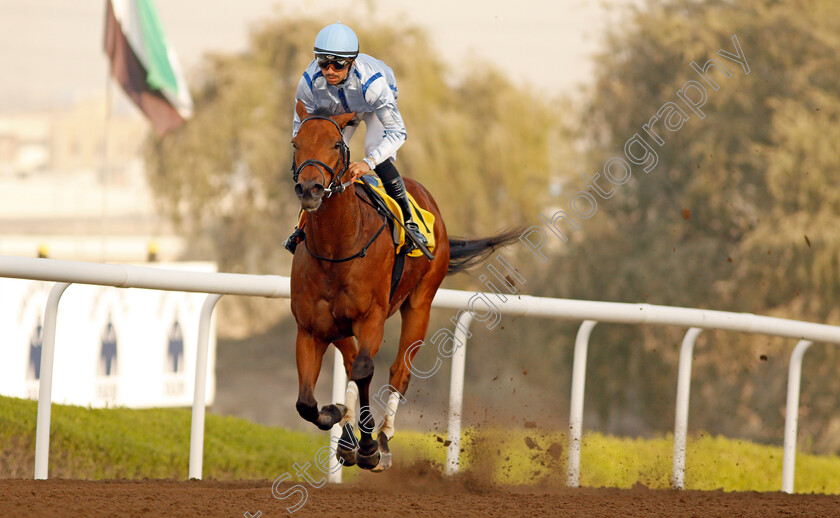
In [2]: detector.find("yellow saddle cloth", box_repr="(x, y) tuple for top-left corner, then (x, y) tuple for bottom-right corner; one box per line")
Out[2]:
(358, 175), (436, 257)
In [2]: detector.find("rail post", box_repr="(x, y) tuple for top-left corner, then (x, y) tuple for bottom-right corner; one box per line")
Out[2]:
(782, 339), (813, 493)
(188, 293), (222, 480)
(446, 310), (474, 475)
(328, 348), (348, 483)
(567, 319), (597, 487)
(671, 327), (703, 489)
(34, 282), (71, 480)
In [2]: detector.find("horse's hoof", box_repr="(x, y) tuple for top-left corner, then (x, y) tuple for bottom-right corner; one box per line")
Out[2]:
(334, 403), (348, 419)
(355, 447), (381, 470)
(336, 446), (357, 467)
(370, 432), (392, 472)
(315, 404), (346, 431)
(336, 423), (357, 467)
(370, 452), (391, 472)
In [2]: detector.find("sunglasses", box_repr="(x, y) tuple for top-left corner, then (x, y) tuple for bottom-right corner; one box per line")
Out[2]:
(317, 57), (352, 70)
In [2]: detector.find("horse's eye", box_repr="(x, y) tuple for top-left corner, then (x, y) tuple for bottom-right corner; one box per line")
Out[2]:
(334, 142), (342, 150)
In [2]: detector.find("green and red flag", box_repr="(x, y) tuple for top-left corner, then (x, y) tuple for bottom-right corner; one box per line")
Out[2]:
(104, 0), (193, 136)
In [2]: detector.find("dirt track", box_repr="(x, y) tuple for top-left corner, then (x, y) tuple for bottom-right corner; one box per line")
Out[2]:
(3, 464), (839, 518)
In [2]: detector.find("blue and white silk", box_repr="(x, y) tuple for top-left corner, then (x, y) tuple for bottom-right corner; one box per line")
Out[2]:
(293, 54), (407, 166)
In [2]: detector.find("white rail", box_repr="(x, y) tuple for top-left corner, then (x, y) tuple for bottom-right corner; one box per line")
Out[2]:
(0, 255), (833, 492)
(0, 256), (288, 480)
(431, 289), (840, 494)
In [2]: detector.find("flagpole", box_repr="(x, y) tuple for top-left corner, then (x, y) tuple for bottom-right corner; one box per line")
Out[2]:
(101, 61), (112, 262)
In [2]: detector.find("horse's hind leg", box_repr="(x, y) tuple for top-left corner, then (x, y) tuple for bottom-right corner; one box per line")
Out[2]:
(294, 326), (345, 431)
(371, 290), (439, 471)
(333, 337), (359, 467)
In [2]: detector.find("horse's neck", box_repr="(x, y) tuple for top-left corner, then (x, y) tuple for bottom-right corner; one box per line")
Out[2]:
(306, 186), (365, 257)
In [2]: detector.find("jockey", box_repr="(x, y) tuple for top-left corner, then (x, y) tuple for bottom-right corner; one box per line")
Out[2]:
(284, 22), (430, 256)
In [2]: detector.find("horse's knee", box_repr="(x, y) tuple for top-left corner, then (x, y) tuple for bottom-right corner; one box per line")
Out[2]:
(351, 353), (375, 381)
(296, 396), (318, 423)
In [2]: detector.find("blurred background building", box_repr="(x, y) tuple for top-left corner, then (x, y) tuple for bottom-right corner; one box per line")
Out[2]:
(0, 96), (183, 261)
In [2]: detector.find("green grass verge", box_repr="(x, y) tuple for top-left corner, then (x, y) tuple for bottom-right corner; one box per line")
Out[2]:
(389, 428), (840, 493)
(0, 395), (322, 479)
(2, 395), (839, 492)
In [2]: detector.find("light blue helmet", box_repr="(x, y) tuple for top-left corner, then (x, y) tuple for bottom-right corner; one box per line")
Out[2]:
(313, 22), (359, 59)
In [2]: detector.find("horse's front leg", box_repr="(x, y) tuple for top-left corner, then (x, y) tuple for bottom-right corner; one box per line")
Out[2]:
(350, 308), (386, 470)
(333, 336), (359, 467)
(295, 325), (345, 430)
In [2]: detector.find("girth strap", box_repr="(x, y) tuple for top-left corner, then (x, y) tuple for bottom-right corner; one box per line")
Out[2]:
(355, 181), (409, 303)
(390, 248), (408, 303)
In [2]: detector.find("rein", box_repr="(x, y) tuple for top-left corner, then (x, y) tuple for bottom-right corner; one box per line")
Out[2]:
(293, 115), (387, 262)
(302, 191), (388, 263)
(291, 116), (353, 197)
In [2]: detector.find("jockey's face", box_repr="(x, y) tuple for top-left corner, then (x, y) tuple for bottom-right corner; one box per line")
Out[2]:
(319, 59), (353, 85)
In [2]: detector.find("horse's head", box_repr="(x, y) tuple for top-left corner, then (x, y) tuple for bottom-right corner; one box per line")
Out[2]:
(292, 101), (356, 212)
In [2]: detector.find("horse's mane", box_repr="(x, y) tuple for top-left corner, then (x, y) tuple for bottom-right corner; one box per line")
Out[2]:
(305, 107), (358, 127)
(310, 107), (332, 117)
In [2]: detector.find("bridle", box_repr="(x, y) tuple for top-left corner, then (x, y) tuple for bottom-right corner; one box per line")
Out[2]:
(291, 114), (388, 263)
(291, 116), (353, 197)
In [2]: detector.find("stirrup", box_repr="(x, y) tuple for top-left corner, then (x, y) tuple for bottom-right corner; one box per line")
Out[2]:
(404, 220), (434, 260)
(284, 228), (305, 254)
(404, 221), (427, 245)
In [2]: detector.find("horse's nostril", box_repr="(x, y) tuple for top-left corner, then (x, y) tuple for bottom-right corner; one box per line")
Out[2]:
(294, 184), (304, 198)
(310, 184), (325, 198)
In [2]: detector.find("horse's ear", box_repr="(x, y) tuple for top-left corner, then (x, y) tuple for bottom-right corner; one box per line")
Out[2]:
(295, 100), (310, 121)
(332, 112), (356, 129)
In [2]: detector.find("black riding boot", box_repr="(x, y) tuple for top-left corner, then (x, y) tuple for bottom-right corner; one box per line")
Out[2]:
(375, 160), (431, 257)
(283, 226), (305, 254)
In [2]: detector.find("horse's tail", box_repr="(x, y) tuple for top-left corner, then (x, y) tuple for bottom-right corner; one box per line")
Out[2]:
(446, 228), (524, 275)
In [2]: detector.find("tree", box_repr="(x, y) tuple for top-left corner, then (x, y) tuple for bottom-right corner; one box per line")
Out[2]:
(524, 0), (840, 450)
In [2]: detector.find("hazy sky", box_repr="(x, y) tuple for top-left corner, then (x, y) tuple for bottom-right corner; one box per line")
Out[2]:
(0, 0), (635, 112)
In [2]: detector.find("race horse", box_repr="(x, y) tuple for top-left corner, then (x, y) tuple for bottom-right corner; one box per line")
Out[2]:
(290, 101), (519, 472)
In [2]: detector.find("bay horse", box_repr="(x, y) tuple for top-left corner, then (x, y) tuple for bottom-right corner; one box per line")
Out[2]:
(290, 101), (519, 472)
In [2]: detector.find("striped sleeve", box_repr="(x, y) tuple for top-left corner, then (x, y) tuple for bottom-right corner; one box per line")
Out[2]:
(292, 74), (316, 137)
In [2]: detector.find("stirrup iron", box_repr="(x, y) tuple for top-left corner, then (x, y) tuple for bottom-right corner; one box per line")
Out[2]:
(403, 219), (434, 260)
(284, 228), (305, 255)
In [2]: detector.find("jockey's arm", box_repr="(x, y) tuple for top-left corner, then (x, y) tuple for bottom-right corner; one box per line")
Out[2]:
(348, 80), (407, 181)
(365, 81), (407, 166)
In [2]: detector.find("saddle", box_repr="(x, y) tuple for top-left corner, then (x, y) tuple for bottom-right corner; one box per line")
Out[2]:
(355, 175), (436, 257)
(294, 174), (436, 301)
(296, 175), (436, 257)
